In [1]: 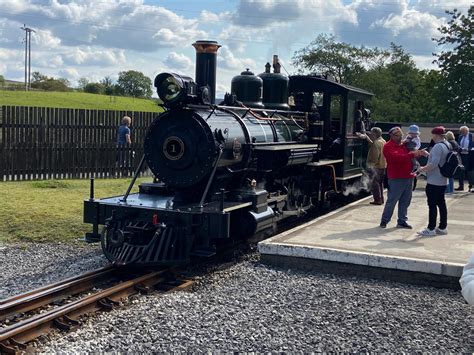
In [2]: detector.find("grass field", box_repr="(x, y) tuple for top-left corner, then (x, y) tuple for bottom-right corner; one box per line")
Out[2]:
(0, 90), (162, 112)
(0, 177), (150, 243)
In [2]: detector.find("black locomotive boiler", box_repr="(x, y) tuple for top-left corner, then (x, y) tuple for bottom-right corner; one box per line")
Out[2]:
(84, 40), (374, 266)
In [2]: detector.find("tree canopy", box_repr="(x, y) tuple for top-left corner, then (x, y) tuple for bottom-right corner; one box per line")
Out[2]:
(433, 6), (474, 123)
(291, 21), (470, 123)
(31, 72), (70, 92)
(292, 34), (389, 84)
(117, 70), (152, 99)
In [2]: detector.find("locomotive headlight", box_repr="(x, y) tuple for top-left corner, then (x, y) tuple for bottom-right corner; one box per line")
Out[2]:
(154, 72), (197, 107)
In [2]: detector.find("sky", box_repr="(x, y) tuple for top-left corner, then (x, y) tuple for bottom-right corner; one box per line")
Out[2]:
(0, 0), (471, 97)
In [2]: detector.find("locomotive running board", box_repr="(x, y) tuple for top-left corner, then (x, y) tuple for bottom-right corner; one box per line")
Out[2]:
(335, 173), (363, 180)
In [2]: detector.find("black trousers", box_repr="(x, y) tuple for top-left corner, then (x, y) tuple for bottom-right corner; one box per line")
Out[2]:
(425, 183), (447, 230)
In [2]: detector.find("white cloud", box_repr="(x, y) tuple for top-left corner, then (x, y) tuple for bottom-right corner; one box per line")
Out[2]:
(62, 48), (126, 66)
(36, 54), (63, 68)
(372, 9), (443, 38)
(58, 68), (80, 80)
(200, 10), (231, 24)
(163, 52), (192, 71)
(33, 29), (61, 49)
(217, 45), (256, 71)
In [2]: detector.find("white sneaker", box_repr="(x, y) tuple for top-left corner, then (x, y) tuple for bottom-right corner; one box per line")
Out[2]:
(417, 228), (436, 237)
(435, 227), (448, 235)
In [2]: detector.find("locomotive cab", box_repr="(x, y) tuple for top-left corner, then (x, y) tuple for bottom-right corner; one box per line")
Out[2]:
(289, 75), (373, 180)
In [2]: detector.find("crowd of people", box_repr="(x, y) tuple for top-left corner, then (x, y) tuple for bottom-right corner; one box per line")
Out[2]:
(359, 124), (473, 305)
(359, 124), (473, 236)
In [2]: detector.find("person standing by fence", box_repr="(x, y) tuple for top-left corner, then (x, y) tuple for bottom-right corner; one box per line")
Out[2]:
(117, 116), (132, 167)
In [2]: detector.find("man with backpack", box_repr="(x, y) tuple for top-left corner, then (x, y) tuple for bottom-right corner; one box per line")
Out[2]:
(417, 126), (453, 236)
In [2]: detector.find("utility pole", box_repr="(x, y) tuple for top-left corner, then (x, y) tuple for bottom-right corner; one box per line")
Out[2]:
(20, 24), (35, 91)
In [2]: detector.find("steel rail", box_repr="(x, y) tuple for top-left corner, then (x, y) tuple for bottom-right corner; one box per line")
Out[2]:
(0, 270), (193, 353)
(0, 265), (115, 322)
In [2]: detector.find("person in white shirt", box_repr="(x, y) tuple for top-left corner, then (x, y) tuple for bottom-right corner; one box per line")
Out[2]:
(460, 253), (474, 305)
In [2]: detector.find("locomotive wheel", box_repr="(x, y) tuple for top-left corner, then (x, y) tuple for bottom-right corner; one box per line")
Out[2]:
(103, 221), (126, 248)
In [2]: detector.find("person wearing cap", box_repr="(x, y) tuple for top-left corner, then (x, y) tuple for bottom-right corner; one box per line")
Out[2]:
(456, 126), (473, 191)
(379, 126), (425, 229)
(417, 126), (451, 237)
(403, 124), (422, 190)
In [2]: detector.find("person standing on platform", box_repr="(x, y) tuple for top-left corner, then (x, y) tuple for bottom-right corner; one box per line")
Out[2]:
(379, 127), (425, 229)
(417, 126), (451, 237)
(445, 131), (460, 194)
(357, 127), (386, 205)
(456, 126), (473, 191)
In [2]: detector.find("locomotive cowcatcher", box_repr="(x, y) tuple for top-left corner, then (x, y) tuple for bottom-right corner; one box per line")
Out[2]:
(84, 40), (373, 266)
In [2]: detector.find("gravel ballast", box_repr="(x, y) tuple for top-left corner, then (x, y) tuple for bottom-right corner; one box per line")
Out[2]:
(5, 247), (462, 353)
(0, 242), (107, 299)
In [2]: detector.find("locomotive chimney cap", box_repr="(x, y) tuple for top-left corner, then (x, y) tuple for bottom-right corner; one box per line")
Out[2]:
(192, 40), (221, 53)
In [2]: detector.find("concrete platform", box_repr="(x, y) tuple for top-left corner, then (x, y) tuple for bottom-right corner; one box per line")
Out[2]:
(259, 181), (474, 285)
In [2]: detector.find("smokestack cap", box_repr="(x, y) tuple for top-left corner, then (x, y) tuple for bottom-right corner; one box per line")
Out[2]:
(192, 40), (221, 53)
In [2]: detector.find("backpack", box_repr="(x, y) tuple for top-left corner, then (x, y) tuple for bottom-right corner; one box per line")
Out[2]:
(438, 142), (463, 178)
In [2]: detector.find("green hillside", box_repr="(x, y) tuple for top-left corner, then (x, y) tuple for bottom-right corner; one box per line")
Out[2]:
(0, 90), (163, 112)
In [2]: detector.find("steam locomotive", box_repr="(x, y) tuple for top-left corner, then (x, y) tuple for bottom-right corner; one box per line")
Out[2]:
(84, 40), (373, 266)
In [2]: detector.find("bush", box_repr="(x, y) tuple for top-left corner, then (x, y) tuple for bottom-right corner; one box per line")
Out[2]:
(84, 82), (105, 94)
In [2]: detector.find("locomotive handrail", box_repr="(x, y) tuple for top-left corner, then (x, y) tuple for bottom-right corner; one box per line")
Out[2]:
(199, 147), (224, 209)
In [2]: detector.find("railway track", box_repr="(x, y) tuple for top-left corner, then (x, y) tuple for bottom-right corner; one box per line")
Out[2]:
(0, 266), (193, 353)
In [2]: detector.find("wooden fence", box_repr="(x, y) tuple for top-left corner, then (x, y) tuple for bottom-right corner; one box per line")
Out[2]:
(0, 106), (158, 181)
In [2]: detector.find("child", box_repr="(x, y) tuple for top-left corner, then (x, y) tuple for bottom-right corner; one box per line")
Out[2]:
(404, 125), (422, 189)
(404, 124), (421, 151)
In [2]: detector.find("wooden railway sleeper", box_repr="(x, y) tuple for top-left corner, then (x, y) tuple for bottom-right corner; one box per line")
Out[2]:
(135, 284), (152, 294)
(0, 338), (27, 354)
(98, 297), (120, 312)
(53, 315), (79, 331)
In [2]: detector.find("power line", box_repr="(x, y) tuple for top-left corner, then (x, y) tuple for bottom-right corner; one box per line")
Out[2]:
(20, 24), (35, 91)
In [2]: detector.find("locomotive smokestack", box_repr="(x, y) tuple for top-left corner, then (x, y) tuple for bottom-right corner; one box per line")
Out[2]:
(192, 40), (221, 104)
(272, 55), (281, 74)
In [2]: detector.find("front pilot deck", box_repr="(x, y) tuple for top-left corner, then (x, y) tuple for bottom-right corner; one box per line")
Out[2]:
(98, 193), (251, 213)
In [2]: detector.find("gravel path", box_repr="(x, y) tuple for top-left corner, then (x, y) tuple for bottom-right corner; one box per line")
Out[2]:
(0, 242), (106, 299)
(28, 252), (471, 353)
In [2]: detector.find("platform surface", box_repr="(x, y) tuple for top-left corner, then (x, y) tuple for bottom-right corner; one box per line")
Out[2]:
(259, 181), (473, 278)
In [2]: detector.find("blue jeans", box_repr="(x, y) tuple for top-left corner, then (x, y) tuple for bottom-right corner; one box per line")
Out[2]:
(446, 178), (454, 193)
(381, 178), (413, 225)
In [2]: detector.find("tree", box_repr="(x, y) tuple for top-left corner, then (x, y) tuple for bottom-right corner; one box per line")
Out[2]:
(30, 72), (70, 92)
(101, 76), (115, 95)
(433, 6), (474, 122)
(84, 82), (105, 94)
(78, 77), (89, 90)
(0, 74), (5, 87)
(292, 34), (389, 84)
(32, 71), (48, 83)
(117, 70), (152, 98)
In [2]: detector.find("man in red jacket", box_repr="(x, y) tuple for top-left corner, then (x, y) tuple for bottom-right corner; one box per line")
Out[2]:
(380, 126), (427, 228)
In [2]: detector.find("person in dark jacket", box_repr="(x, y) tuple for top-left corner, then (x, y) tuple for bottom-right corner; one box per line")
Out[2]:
(456, 126), (473, 191)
